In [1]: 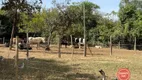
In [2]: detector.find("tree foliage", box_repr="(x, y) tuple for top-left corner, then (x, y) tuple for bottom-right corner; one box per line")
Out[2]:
(2, 0), (142, 48)
(0, 10), (12, 37)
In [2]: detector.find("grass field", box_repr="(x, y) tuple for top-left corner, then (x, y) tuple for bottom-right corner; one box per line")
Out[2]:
(0, 44), (142, 80)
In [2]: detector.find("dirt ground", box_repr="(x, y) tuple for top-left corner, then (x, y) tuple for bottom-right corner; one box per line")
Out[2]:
(0, 44), (142, 80)
(0, 44), (140, 59)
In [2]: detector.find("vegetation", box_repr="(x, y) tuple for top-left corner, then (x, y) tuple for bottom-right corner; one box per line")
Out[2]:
(0, 10), (12, 38)
(1, 0), (42, 49)
(1, 0), (142, 79)
(1, 0), (142, 48)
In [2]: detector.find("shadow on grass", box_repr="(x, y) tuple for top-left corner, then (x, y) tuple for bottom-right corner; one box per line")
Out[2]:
(0, 58), (100, 80)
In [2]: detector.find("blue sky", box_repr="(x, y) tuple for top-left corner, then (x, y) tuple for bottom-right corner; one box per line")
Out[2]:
(0, 0), (120, 14)
(42, 0), (121, 13)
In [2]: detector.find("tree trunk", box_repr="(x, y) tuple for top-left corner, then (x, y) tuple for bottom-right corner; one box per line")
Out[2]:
(9, 19), (15, 50)
(9, 1), (17, 50)
(45, 25), (55, 51)
(45, 32), (52, 51)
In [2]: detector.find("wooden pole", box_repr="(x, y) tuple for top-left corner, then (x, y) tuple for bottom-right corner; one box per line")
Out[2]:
(70, 35), (74, 57)
(26, 32), (29, 59)
(93, 34), (95, 46)
(15, 36), (19, 80)
(110, 36), (112, 56)
(87, 44), (93, 56)
(58, 35), (61, 58)
(37, 43), (39, 49)
(118, 41), (120, 49)
(83, 1), (87, 57)
(134, 37), (136, 51)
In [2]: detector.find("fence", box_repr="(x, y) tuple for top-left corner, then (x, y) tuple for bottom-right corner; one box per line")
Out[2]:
(0, 37), (4, 44)
(112, 43), (142, 50)
(0, 37), (9, 44)
(1, 40), (141, 80)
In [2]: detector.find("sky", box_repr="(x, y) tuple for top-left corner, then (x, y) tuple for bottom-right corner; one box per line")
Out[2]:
(0, 0), (120, 13)
(42, 0), (121, 13)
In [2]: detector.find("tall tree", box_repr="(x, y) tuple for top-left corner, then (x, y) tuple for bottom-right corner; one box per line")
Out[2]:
(1, 0), (42, 49)
(119, 0), (142, 43)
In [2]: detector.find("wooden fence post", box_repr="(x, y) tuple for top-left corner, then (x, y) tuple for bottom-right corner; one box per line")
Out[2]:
(134, 37), (136, 51)
(70, 35), (74, 57)
(37, 43), (40, 49)
(118, 41), (120, 49)
(93, 34), (95, 46)
(110, 36), (112, 56)
(15, 36), (19, 80)
(58, 35), (61, 58)
(26, 32), (29, 59)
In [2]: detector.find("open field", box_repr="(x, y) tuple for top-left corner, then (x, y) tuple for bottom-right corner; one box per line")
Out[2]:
(0, 44), (142, 80)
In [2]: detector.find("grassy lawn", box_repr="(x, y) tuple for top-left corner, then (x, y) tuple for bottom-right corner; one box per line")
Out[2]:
(0, 45), (142, 80)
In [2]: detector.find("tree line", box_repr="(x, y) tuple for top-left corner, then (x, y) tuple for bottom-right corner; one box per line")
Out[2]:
(0, 0), (142, 50)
